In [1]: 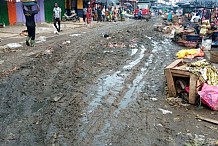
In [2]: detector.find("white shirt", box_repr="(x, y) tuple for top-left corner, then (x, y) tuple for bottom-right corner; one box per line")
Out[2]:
(53, 7), (61, 18)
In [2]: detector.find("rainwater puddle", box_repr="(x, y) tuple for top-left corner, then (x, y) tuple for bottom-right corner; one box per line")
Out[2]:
(86, 45), (147, 111)
(123, 45), (146, 70)
(87, 71), (125, 110)
(114, 54), (154, 114)
(130, 48), (138, 56)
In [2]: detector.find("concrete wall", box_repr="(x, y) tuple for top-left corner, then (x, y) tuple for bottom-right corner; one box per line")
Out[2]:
(16, 0), (45, 24)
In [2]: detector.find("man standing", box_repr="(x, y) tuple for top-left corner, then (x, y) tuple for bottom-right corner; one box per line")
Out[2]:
(53, 3), (61, 32)
(83, 7), (87, 23)
(23, 3), (40, 47)
(97, 5), (102, 22)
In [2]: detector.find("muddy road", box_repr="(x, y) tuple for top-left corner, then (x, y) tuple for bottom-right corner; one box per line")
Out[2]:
(0, 18), (217, 146)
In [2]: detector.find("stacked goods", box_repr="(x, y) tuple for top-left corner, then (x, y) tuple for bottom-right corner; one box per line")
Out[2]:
(21, 0), (37, 6)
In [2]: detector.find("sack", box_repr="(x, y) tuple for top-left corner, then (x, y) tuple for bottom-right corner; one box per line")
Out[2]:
(198, 83), (218, 111)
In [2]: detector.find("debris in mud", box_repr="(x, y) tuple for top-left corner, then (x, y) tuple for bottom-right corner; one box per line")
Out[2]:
(158, 108), (172, 114)
(150, 98), (158, 101)
(62, 40), (71, 45)
(6, 43), (23, 49)
(20, 30), (28, 37)
(36, 36), (47, 43)
(0, 60), (4, 65)
(130, 38), (139, 43)
(70, 34), (81, 37)
(184, 134), (217, 146)
(166, 97), (187, 107)
(0, 67), (17, 78)
(129, 44), (137, 48)
(196, 115), (218, 125)
(53, 93), (64, 102)
(34, 47), (54, 57)
(103, 33), (109, 38)
(108, 42), (126, 48)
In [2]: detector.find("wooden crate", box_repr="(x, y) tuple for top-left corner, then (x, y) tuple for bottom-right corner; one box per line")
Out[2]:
(164, 59), (199, 104)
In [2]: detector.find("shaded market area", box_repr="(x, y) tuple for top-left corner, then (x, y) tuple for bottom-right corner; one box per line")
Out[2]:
(0, 0), (218, 146)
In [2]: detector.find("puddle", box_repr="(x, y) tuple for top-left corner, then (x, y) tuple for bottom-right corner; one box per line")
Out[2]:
(87, 71), (125, 110)
(130, 48), (138, 56)
(115, 54), (154, 114)
(123, 45), (146, 70)
(86, 45), (147, 111)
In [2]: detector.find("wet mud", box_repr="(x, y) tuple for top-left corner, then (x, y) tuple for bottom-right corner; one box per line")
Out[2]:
(0, 18), (217, 146)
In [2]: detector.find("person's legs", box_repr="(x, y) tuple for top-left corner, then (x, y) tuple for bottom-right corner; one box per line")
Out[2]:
(30, 27), (36, 47)
(57, 18), (61, 32)
(26, 27), (31, 46)
(54, 18), (58, 32)
(83, 15), (86, 22)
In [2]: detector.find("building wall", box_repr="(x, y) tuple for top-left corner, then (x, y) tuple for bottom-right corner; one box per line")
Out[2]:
(16, 0), (45, 24)
(0, 0), (9, 25)
(7, 0), (17, 25)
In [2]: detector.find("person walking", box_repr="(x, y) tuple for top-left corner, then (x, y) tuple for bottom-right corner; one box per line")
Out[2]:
(138, 9), (142, 20)
(22, 3), (40, 47)
(86, 5), (92, 25)
(97, 5), (102, 22)
(83, 7), (87, 23)
(53, 2), (61, 32)
(102, 7), (106, 22)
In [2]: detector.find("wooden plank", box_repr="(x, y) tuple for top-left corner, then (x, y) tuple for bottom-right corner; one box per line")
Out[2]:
(165, 59), (183, 69)
(170, 69), (190, 76)
(172, 73), (189, 78)
(189, 73), (198, 104)
(173, 64), (188, 70)
(164, 69), (177, 97)
(196, 116), (218, 125)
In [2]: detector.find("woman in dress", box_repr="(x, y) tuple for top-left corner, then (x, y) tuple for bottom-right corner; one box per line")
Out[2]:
(86, 5), (92, 24)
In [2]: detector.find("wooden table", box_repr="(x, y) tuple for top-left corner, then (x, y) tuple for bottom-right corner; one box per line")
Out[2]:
(164, 59), (199, 104)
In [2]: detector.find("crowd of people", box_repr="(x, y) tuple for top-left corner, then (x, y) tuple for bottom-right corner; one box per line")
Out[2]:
(83, 5), (127, 24)
(22, 1), (133, 47)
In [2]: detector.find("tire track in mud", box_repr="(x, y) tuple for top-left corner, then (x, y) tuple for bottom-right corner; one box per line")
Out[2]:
(78, 30), (178, 145)
(0, 20), (141, 146)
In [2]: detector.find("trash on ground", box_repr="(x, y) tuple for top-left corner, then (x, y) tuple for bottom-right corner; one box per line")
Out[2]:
(151, 98), (158, 101)
(36, 36), (47, 43)
(196, 115), (218, 125)
(70, 34), (81, 37)
(158, 108), (172, 114)
(7, 43), (23, 49)
(0, 60), (4, 65)
(20, 30), (28, 37)
(62, 40), (71, 45)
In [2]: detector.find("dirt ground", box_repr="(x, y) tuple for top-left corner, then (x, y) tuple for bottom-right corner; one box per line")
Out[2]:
(0, 18), (217, 146)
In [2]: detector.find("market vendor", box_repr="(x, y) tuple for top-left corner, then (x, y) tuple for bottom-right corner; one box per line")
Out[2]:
(167, 11), (173, 22)
(202, 9), (211, 21)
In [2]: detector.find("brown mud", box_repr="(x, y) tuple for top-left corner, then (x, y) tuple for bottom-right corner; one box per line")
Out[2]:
(0, 18), (217, 146)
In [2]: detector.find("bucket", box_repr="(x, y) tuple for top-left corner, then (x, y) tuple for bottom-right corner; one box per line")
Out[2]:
(210, 50), (218, 63)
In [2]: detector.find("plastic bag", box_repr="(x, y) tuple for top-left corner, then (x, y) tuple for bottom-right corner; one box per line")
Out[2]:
(176, 49), (198, 59)
(198, 83), (218, 111)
